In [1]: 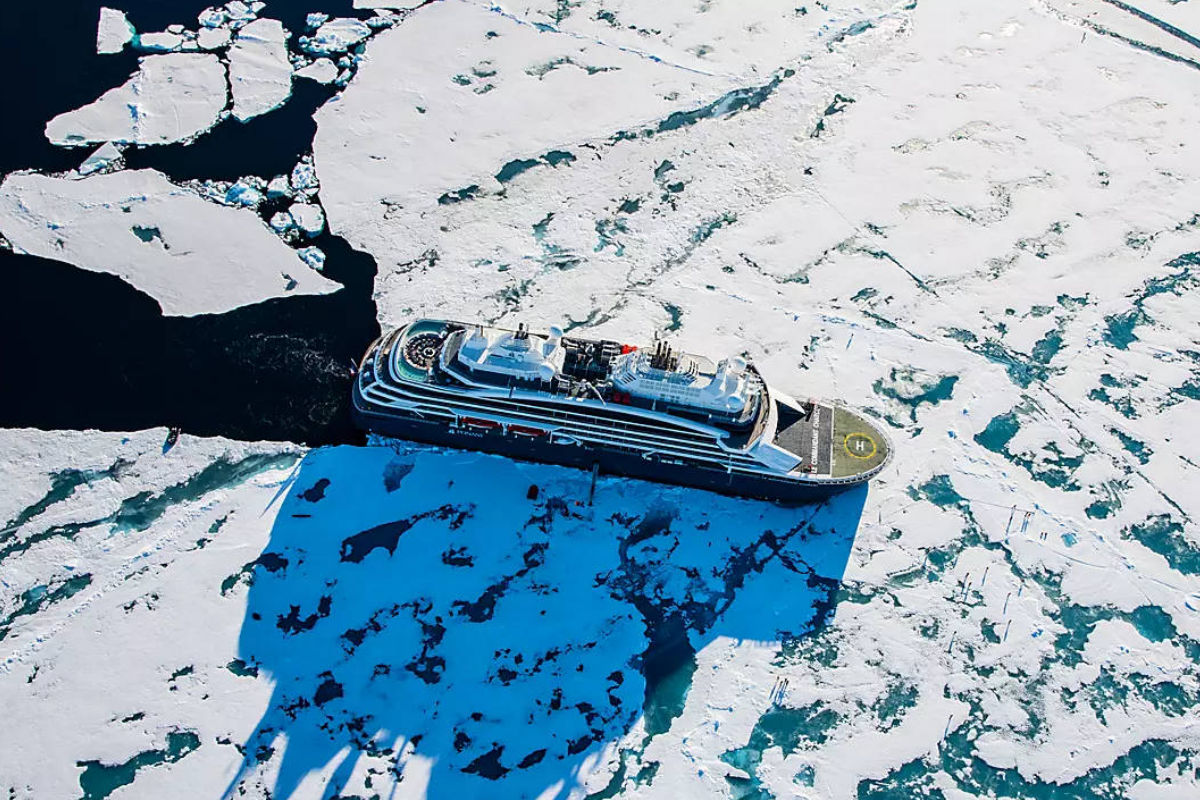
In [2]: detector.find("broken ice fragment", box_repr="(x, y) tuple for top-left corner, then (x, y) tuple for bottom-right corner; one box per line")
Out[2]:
(290, 161), (318, 194)
(135, 32), (185, 52)
(196, 27), (231, 50)
(294, 58), (339, 84)
(266, 175), (292, 198)
(225, 1), (257, 26)
(78, 142), (123, 176)
(289, 203), (325, 237)
(298, 246), (326, 271)
(224, 180), (263, 207)
(228, 18), (293, 122)
(306, 12), (330, 29)
(45, 54), (227, 147)
(197, 6), (228, 28)
(303, 18), (371, 55)
(96, 8), (135, 55)
(270, 210), (295, 233)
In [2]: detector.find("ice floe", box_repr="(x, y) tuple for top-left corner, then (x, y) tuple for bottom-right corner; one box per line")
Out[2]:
(227, 18), (292, 121)
(293, 56), (339, 84)
(45, 53), (228, 147)
(287, 202), (325, 237)
(196, 25), (232, 50)
(301, 17), (373, 55)
(96, 7), (135, 54)
(135, 31), (185, 52)
(77, 141), (123, 176)
(0, 170), (339, 316)
(4, 0), (1200, 795)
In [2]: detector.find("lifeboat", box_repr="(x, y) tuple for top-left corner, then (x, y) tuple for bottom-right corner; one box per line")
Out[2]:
(508, 424), (549, 438)
(460, 416), (500, 430)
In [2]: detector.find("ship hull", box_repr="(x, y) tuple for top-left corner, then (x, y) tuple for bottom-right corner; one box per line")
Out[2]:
(351, 396), (859, 505)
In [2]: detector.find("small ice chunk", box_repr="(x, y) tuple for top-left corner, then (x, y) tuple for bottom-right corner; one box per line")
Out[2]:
(266, 175), (292, 198)
(198, 7), (228, 27)
(270, 210), (295, 233)
(135, 31), (185, 52)
(78, 142), (123, 176)
(303, 18), (371, 55)
(228, 18), (293, 121)
(306, 12), (330, 29)
(353, 0), (427, 8)
(288, 202), (325, 236)
(224, 180), (264, 207)
(97, 8), (135, 54)
(294, 57), (338, 84)
(290, 161), (318, 194)
(196, 26), (231, 49)
(297, 246), (325, 271)
(167, 24), (185, 34)
(45, 53), (228, 147)
(225, 1), (257, 26)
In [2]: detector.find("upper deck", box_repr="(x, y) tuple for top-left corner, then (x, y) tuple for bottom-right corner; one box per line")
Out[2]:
(771, 400), (890, 480)
(362, 319), (891, 483)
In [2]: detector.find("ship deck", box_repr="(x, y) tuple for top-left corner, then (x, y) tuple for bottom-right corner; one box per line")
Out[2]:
(830, 406), (889, 478)
(772, 401), (833, 475)
(772, 402), (889, 479)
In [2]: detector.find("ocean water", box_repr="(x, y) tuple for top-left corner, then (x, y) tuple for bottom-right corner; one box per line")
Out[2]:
(0, 0), (380, 446)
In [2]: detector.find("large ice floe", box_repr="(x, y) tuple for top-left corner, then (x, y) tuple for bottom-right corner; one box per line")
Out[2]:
(227, 18), (293, 121)
(3, 0), (1200, 796)
(96, 7), (135, 55)
(0, 169), (338, 316)
(44, 53), (228, 147)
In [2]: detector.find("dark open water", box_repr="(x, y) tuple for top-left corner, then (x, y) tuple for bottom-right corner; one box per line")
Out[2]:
(0, 1), (381, 446)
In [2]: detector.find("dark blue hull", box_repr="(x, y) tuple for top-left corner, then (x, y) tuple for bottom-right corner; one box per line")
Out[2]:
(351, 394), (857, 505)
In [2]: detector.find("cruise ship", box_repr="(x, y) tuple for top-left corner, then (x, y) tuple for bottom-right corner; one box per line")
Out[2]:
(351, 319), (891, 503)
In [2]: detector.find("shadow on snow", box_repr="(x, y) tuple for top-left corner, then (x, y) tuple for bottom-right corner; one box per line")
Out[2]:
(224, 443), (867, 798)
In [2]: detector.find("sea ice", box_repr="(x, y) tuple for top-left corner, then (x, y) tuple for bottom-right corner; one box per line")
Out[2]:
(196, 26), (231, 50)
(287, 202), (325, 237)
(5, 0), (1200, 796)
(297, 245), (325, 271)
(96, 7), (134, 54)
(289, 159), (318, 195)
(44, 53), (227, 147)
(293, 57), (339, 84)
(269, 209), (295, 233)
(224, 1), (259, 27)
(134, 31), (184, 52)
(265, 174), (291, 198)
(197, 6), (228, 28)
(352, 0), (426, 9)
(313, 0), (737, 277)
(77, 141), (123, 176)
(228, 18), (293, 122)
(302, 18), (372, 55)
(223, 179), (264, 207)
(0, 170), (339, 316)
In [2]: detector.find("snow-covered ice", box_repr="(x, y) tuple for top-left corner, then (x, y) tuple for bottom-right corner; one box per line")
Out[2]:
(287, 202), (325, 237)
(4, 0), (1200, 796)
(196, 25), (232, 50)
(45, 53), (227, 147)
(228, 18), (293, 122)
(0, 170), (339, 316)
(294, 57), (339, 84)
(302, 17), (373, 55)
(134, 31), (185, 52)
(77, 141), (123, 176)
(96, 7), (134, 54)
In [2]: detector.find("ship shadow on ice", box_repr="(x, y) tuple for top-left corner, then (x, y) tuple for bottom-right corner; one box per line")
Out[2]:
(225, 444), (866, 799)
